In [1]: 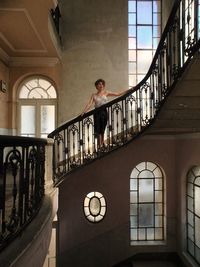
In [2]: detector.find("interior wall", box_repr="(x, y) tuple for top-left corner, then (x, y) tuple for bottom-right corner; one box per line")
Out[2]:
(0, 61), (10, 134)
(162, 0), (175, 30)
(59, 0), (128, 123)
(58, 133), (199, 267)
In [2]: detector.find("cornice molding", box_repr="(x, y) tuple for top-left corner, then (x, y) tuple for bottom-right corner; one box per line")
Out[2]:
(0, 47), (10, 64)
(8, 57), (60, 67)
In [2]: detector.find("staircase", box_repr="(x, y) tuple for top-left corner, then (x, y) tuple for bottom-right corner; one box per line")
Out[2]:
(48, 0), (200, 186)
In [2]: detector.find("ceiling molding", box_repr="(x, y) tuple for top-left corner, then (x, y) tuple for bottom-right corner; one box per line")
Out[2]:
(0, 47), (10, 64)
(0, 8), (47, 53)
(48, 15), (62, 59)
(8, 57), (60, 67)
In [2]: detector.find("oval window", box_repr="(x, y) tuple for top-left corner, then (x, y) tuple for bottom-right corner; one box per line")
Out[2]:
(84, 192), (106, 222)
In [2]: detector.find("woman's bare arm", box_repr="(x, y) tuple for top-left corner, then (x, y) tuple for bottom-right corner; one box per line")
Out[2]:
(81, 94), (94, 116)
(106, 89), (131, 97)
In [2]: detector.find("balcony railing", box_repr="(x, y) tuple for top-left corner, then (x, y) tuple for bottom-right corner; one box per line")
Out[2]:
(48, 0), (200, 185)
(0, 135), (47, 251)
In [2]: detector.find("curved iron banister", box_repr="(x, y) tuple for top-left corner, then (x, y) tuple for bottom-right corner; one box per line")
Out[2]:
(48, 0), (200, 184)
(0, 135), (47, 251)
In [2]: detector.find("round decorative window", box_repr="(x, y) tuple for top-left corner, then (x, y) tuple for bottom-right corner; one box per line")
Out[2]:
(84, 192), (106, 222)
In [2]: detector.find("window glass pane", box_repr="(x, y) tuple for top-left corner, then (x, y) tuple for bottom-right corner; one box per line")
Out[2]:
(136, 162), (146, 172)
(155, 228), (162, 239)
(188, 210), (194, 226)
(195, 217), (200, 247)
(155, 203), (162, 215)
(130, 167), (139, 178)
(139, 203), (154, 227)
(129, 26), (136, 37)
(188, 239), (195, 256)
(188, 196), (193, 211)
(129, 38), (136, 49)
(188, 224), (194, 241)
(129, 62), (136, 73)
(153, 26), (161, 37)
(100, 197), (106, 206)
(129, 50), (136, 61)
(130, 215), (137, 227)
(41, 105), (55, 137)
(155, 179), (162, 190)
(153, 14), (161, 25)
(139, 170), (154, 179)
(21, 105), (35, 135)
(130, 179), (137, 190)
(139, 179), (154, 203)
(147, 228), (154, 239)
(130, 191), (137, 203)
(155, 215), (163, 227)
(195, 177), (200, 186)
(128, 1), (136, 12)
(137, 2), (152, 24)
(137, 26), (152, 48)
(129, 13), (136, 24)
(138, 228), (146, 239)
(130, 204), (137, 215)
(146, 162), (156, 171)
(195, 186), (200, 216)
(153, 38), (160, 49)
(130, 229), (137, 240)
(137, 50), (153, 74)
(153, 1), (161, 12)
(155, 191), (162, 202)
(90, 197), (101, 216)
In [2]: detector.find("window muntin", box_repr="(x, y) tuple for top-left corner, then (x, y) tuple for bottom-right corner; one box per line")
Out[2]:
(84, 192), (106, 223)
(130, 161), (164, 243)
(187, 167), (200, 265)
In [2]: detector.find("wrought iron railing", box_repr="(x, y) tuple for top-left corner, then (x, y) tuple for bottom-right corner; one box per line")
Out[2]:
(0, 135), (47, 251)
(48, 0), (200, 185)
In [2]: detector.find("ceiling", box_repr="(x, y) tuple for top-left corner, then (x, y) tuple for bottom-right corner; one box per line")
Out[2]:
(0, 0), (61, 66)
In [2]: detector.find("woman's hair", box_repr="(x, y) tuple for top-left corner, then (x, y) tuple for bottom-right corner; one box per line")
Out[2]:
(95, 79), (105, 87)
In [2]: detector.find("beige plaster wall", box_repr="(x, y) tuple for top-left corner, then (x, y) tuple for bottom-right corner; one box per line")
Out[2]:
(162, 0), (175, 30)
(59, 0), (128, 123)
(0, 61), (9, 131)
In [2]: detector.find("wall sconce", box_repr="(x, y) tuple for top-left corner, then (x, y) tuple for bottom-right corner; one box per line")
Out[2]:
(0, 80), (7, 93)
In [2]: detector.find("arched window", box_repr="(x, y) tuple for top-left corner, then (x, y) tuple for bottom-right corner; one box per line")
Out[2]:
(130, 161), (164, 243)
(18, 77), (57, 138)
(187, 166), (200, 265)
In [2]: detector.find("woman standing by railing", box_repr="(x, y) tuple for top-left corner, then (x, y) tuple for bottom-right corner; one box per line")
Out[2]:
(81, 78), (130, 148)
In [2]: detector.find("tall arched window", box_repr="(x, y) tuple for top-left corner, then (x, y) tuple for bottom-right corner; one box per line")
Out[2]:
(187, 166), (200, 265)
(18, 77), (57, 138)
(130, 161), (164, 244)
